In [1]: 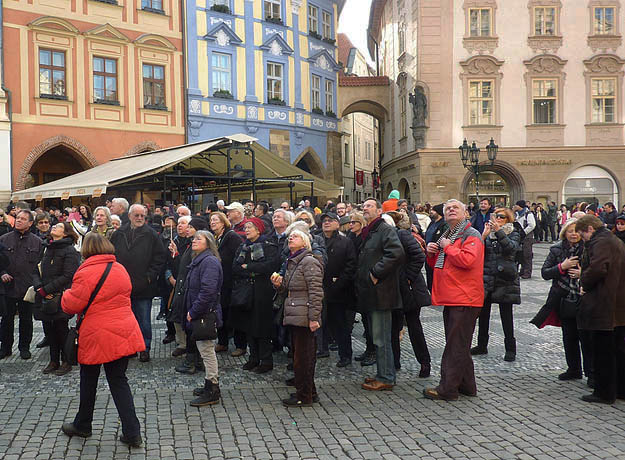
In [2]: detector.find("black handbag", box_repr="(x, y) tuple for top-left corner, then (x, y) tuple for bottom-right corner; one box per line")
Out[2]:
(191, 311), (218, 341)
(230, 278), (253, 310)
(63, 263), (113, 365)
(41, 293), (62, 315)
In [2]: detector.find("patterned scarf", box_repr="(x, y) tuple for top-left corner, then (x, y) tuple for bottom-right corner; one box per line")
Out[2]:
(434, 219), (469, 269)
(557, 241), (583, 301)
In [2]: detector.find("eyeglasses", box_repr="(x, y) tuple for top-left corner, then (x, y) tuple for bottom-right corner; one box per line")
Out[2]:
(349, 221), (361, 225)
(321, 219), (334, 224)
(37, 220), (50, 225)
(281, 205), (289, 209)
(495, 214), (506, 219)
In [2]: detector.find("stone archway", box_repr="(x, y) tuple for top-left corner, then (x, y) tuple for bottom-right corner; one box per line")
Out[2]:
(17, 135), (98, 190)
(294, 148), (326, 179)
(384, 182), (394, 198)
(124, 141), (161, 157)
(398, 178), (411, 202)
(460, 160), (526, 205)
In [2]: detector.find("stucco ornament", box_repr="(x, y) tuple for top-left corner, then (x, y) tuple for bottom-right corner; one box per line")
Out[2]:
(215, 29), (230, 47)
(584, 55), (625, 73)
(189, 99), (201, 114)
(316, 55), (329, 71)
(267, 110), (287, 121)
(296, 112), (304, 125)
(214, 104), (234, 115)
(247, 106), (258, 120)
(269, 40), (283, 56)
(291, 0), (302, 14)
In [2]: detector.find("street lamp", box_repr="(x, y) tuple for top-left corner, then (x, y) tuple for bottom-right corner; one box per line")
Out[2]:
(458, 137), (498, 201)
(371, 169), (379, 198)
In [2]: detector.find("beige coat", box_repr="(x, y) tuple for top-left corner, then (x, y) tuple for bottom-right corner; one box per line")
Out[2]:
(282, 250), (324, 327)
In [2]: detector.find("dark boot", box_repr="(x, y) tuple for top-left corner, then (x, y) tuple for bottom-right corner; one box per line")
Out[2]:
(175, 354), (197, 374)
(190, 380), (220, 407)
(504, 337), (516, 362)
(193, 379), (211, 396)
(36, 337), (50, 348)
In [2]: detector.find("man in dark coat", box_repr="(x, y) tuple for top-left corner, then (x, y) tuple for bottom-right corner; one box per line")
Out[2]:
(0, 210), (42, 359)
(355, 198), (405, 391)
(111, 204), (166, 362)
(425, 203), (448, 291)
(320, 212), (357, 368)
(601, 202), (618, 230)
(576, 215), (625, 404)
(470, 198), (493, 235)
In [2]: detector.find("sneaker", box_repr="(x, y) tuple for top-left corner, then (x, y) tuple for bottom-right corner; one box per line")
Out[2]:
(43, 361), (60, 374)
(20, 349), (31, 360)
(55, 362), (72, 376)
(120, 434), (143, 447)
(470, 346), (488, 356)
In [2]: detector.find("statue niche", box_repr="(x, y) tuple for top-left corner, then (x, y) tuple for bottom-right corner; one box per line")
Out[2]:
(409, 85), (428, 148)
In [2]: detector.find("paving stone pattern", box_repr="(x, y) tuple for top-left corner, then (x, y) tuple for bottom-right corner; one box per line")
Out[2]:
(1, 243), (624, 459)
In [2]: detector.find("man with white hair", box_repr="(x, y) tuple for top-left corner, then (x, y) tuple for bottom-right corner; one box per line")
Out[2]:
(216, 200), (225, 212)
(176, 205), (191, 217)
(110, 198), (130, 226)
(111, 203), (167, 362)
(424, 199), (484, 401)
(225, 202), (249, 238)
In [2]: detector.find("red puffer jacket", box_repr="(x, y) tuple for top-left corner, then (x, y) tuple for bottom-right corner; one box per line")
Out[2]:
(62, 254), (145, 364)
(426, 222), (485, 307)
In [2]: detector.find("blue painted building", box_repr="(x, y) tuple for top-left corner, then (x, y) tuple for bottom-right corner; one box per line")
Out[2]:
(186, 0), (345, 183)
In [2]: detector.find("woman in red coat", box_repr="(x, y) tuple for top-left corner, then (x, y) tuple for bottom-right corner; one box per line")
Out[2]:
(60, 233), (145, 448)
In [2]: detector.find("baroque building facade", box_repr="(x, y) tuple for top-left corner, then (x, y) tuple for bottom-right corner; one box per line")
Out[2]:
(185, 0), (345, 185)
(0, 4), (10, 204)
(3, 0), (185, 200)
(369, 0), (623, 208)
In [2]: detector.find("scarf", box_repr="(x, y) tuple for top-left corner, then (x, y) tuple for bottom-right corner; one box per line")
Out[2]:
(557, 241), (583, 301)
(360, 217), (381, 242)
(235, 238), (266, 265)
(434, 219), (469, 269)
(488, 222), (514, 240)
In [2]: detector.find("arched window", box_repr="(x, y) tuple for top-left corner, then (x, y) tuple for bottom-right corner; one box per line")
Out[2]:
(563, 165), (618, 208)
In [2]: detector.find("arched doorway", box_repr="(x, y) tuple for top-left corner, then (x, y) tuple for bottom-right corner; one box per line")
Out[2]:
(23, 145), (89, 189)
(461, 160), (525, 207)
(563, 165), (619, 208)
(398, 178), (410, 202)
(384, 182), (394, 198)
(294, 149), (325, 179)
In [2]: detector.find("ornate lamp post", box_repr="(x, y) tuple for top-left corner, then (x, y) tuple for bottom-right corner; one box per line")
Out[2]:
(458, 137), (498, 201)
(371, 169), (379, 199)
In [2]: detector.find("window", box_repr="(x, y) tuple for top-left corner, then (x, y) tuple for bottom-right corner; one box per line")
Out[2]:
(143, 64), (165, 108)
(469, 8), (491, 37)
(142, 0), (163, 11)
(593, 7), (615, 35)
(592, 78), (616, 123)
(344, 142), (350, 165)
(93, 56), (118, 102)
(308, 5), (318, 33)
(211, 53), (232, 94)
(532, 79), (557, 124)
(322, 10), (332, 39)
(209, 0), (228, 6)
(399, 94), (407, 138)
(264, 0), (281, 20)
(469, 80), (493, 125)
(534, 7), (556, 35)
(267, 62), (283, 101)
(398, 24), (406, 55)
(325, 80), (334, 113)
(39, 49), (66, 97)
(311, 75), (321, 110)
(365, 142), (372, 160)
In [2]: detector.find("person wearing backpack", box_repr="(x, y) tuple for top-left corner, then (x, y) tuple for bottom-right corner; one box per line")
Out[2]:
(513, 200), (536, 279)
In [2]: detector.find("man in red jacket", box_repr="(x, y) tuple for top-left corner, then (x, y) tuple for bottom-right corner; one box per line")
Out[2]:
(424, 199), (484, 400)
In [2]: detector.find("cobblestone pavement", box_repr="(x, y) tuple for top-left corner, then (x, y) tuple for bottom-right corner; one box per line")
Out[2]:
(1, 243), (625, 459)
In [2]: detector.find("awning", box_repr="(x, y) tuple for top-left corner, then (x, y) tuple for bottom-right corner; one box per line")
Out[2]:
(12, 134), (343, 201)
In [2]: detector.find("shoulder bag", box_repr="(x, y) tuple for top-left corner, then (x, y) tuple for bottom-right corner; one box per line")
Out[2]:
(191, 309), (218, 341)
(63, 262), (113, 365)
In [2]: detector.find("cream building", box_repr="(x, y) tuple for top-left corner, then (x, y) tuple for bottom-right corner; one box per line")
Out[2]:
(0, 7), (10, 206)
(368, 0), (623, 207)
(338, 33), (379, 203)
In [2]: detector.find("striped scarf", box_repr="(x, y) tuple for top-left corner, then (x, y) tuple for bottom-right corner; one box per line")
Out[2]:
(434, 219), (469, 269)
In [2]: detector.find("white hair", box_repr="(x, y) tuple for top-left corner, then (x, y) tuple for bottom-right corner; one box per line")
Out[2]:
(110, 215), (122, 223)
(288, 229), (312, 251)
(129, 203), (145, 214)
(273, 208), (294, 225)
(381, 214), (396, 227)
(112, 198), (129, 211)
(216, 200), (225, 207)
(285, 220), (311, 236)
(178, 215), (192, 225)
(177, 206), (191, 216)
(93, 206), (112, 226)
(443, 199), (466, 214)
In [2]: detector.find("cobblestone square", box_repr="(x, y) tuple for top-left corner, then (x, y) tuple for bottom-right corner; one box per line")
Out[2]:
(1, 244), (624, 459)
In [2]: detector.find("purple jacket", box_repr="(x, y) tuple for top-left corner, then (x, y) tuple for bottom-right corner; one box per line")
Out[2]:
(184, 250), (223, 329)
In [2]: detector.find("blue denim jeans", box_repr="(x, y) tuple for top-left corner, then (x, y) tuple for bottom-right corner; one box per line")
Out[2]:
(369, 310), (395, 384)
(131, 298), (153, 350)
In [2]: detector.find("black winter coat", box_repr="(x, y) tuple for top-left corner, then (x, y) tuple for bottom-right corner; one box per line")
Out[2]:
(110, 224), (166, 299)
(396, 229), (430, 311)
(0, 229), (42, 299)
(230, 237), (280, 337)
(578, 228), (625, 331)
(322, 231), (356, 305)
(541, 240), (583, 287)
(483, 227), (521, 305)
(0, 222), (11, 237)
(0, 243), (9, 298)
(355, 218), (405, 312)
(32, 237), (80, 321)
(168, 246), (193, 324)
(216, 229), (243, 311)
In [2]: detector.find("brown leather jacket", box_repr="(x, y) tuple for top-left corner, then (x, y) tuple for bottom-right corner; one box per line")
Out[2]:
(282, 249), (324, 327)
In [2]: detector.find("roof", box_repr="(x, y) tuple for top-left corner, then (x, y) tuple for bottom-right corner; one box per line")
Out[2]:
(337, 33), (355, 69)
(339, 75), (390, 87)
(367, 0), (388, 58)
(12, 134), (343, 201)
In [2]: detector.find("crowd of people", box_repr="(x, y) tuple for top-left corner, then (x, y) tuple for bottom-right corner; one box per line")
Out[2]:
(0, 191), (624, 446)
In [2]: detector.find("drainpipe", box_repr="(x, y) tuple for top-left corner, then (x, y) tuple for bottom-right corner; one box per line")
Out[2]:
(180, 0), (188, 144)
(0, 0), (14, 198)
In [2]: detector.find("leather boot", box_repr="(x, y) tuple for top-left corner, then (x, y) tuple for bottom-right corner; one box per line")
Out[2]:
(504, 337), (516, 362)
(175, 353), (197, 374)
(190, 380), (220, 406)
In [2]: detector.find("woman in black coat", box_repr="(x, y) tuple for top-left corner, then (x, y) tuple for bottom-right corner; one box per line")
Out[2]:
(387, 212), (431, 377)
(231, 217), (280, 373)
(33, 222), (80, 376)
(471, 208), (521, 362)
(209, 212), (243, 353)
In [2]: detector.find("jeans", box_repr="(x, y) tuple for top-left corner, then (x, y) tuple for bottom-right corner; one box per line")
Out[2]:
(476, 297), (515, 352)
(74, 356), (141, 438)
(131, 298), (153, 350)
(0, 297), (33, 352)
(369, 310), (395, 384)
(327, 302), (353, 360)
(196, 340), (218, 383)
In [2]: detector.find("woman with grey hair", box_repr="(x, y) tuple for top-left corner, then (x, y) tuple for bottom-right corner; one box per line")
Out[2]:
(90, 206), (115, 239)
(185, 230), (223, 406)
(110, 215), (122, 230)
